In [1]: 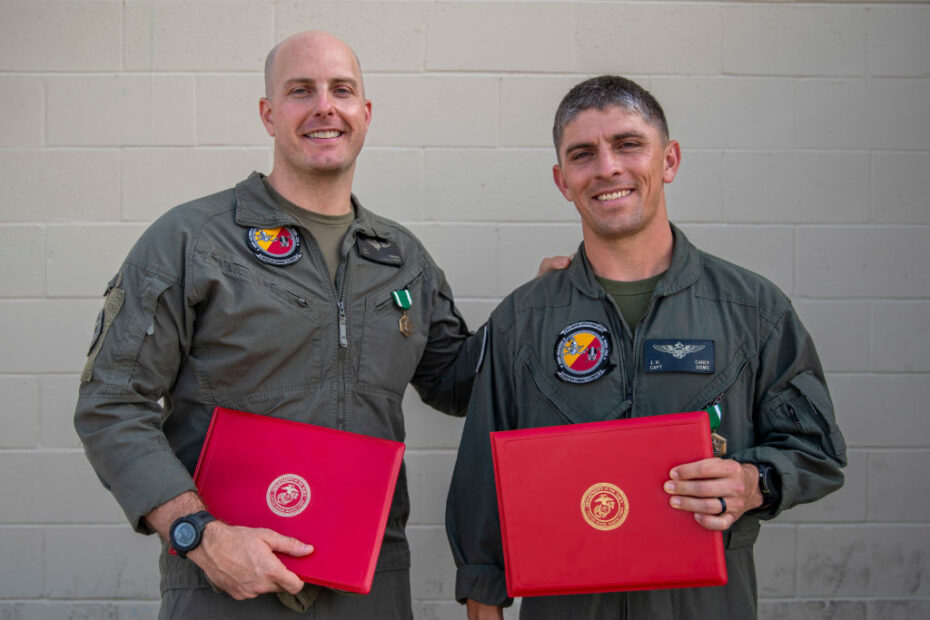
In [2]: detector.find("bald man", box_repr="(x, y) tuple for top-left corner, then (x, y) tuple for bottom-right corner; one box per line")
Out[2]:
(75, 31), (496, 618)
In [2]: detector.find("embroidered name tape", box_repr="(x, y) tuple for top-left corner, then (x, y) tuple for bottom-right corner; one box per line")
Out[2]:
(645, 339), (714, 373)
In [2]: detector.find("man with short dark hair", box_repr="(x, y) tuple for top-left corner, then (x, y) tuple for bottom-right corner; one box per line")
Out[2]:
(446, 75), (846, 619)
(74, 31), (508, 619)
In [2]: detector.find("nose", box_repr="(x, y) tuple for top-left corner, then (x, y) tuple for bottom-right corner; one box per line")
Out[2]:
(312, 91), (335, 116)
(595, 148), (623, 179)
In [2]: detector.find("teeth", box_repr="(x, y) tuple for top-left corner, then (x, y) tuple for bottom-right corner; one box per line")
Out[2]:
(596, 189), (632, 201)
(307, 131), (341, 139)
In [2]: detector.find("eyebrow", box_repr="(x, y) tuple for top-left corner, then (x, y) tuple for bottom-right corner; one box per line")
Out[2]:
(283, 76), (360, 88)
(563, 131), (648, 156)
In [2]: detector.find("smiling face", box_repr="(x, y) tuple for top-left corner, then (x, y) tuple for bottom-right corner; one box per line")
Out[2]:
(553, 105), (680, 245)
(260, 32), (371, 181)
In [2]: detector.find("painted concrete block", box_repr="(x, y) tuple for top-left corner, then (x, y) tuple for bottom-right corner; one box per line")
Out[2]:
(354, 148), (424, 222)
(0, 77), (44, 148)
(723, 152), (870, 224)
(408, 525), (456, 600)
(666, 150), (725, 224)
(44, 526), (160, 599)
(0, 150), (120, 223)
(406, 451), (456, 525)
(870, 6), (930, 77)
(0, 452), (125, 524)
(196, 74), (269, 146)
(365, 76), (498, 148)
(0, 528), (43, 598)
(871, 152), (930, 224)
(46, 76), (195, 147)
(754, 524), (796, 597)
(40, 375), (83, 449)
(758, 600), (866, 620)
(797, 226), (930, 299)
(780, 450), (867, 523)
(402, 388), (465, 450)
(406, 224), (498, 298)
(125, 1), (272, 71)
(0, 300), (102, 374)
(797, 525), (930, 597)
(46, 225), (148, 298)
(797, 79), (930, 150)
(0, 376), (39, 449)
(0, 225), (45, 297)
(500, 77), (594, 148)
(0, 601), (159, 620)
(828, 374), (930, 448)
(651, 78), (795, 150)
(678, 224), (794, 296)
(0, 2), (121, 71)
(723, 6), (867, 76)
(575, 4), (721, 75)
(425, 149), (574, 223)
(868, 600), (930, 620)
(275, 1), (426, 71)
(120, 148), (271, 222)
(871, 302), (930, 372)
(792, 300), (870, 373)
(498, 223), (582, 297)
(869, 451), (930, 522)
(427, 3), (571, 72)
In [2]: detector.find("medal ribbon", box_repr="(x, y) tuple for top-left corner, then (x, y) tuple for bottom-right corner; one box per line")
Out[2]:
(705, 403), (722, 431)
(392, 289), (412, 310)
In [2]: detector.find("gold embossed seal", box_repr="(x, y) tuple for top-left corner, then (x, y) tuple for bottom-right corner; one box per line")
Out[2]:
(267, 474), (311, 518)
(581, 482), (629, 531)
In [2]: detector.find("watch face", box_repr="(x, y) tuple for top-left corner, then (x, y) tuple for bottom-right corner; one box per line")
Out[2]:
(173, 521), (197, 548)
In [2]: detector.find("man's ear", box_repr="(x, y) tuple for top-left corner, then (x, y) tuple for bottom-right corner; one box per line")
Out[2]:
(552, 164), (573, 202)
(663, 140), (681, 184)
(259, 97), (275, 138)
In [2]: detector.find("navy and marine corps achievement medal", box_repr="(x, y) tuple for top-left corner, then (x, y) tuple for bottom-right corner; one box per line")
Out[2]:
(392, 289), (413, 338)
(706, 403), (726, 457)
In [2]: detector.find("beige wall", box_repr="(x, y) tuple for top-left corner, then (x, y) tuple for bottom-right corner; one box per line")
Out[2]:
(1, 1), (928, 618)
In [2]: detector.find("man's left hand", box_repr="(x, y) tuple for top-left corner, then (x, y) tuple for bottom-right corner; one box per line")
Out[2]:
(664, 458), (763, 530)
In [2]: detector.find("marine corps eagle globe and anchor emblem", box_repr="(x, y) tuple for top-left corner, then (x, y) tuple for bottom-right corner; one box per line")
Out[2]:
(266, 473), (311, 517)
(581, 482), (629, 531)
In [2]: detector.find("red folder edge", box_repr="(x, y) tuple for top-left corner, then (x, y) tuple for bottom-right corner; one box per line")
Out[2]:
(490, 411), (727, 597)
(189, 407), (405, 594)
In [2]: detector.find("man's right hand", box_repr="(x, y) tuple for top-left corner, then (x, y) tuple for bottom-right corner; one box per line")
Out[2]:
(466, 598), (504, 620)
(188, 520), (313, 599)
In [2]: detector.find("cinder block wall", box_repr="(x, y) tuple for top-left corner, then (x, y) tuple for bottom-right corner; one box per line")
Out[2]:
(1, 1), (928, 618)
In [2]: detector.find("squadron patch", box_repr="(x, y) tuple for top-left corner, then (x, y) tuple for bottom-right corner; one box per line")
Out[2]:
(554, 321), (611, 384)
(247, 226), (302, 266)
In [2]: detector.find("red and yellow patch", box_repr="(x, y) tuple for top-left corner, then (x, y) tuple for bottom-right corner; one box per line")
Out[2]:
(246, 226), (302, 266)
(554, 321), (611, 384)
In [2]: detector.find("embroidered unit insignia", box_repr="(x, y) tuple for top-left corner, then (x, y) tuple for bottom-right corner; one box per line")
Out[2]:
(554, 321), (611, 384)
(247, 226), (302, 266)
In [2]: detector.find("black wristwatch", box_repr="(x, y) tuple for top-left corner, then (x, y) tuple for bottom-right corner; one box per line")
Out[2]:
(754, 463), (780, 509)
(169, 510), (216, 558)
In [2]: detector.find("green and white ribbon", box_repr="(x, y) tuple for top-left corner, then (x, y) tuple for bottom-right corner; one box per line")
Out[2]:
(705, 403), (722, 431)
(391, 289), (412, 310)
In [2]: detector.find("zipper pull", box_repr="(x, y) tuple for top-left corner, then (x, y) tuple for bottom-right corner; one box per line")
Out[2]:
(337, 301), (348, 348)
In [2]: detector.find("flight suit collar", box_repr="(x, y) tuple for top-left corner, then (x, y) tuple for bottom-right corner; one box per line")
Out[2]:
(568, 223), (702, 299)
(232, 171), (384, 239)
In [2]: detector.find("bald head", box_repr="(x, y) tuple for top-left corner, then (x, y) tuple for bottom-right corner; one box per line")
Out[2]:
(264, 31), (363, 98)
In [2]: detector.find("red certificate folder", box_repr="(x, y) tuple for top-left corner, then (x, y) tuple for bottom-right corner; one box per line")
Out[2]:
(490, 411), (727, 597)
(191, 407), (405, 593)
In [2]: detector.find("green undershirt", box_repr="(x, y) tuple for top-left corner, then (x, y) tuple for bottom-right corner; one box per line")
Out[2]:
(596, 271), (666, 330)
(263, 179), (355, 283)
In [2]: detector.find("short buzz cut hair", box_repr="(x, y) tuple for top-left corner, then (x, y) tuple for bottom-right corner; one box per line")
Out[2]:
(553, 75), (670, 158)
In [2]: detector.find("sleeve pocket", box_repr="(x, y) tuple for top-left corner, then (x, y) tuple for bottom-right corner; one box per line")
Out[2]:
(782, 370), (846, 459)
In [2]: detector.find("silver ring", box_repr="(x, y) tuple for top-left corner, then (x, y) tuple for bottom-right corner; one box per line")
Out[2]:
(716, 497), (727, 516)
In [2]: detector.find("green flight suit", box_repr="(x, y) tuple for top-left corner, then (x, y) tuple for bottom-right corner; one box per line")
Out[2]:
(446, 225), (846, 619)
(75, 172), (481, 618)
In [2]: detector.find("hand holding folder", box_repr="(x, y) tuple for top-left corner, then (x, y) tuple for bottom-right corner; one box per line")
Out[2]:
(665, 457), (765, 529)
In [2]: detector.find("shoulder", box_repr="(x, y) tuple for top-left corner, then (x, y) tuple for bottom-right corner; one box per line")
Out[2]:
(489, 268), (575, 332)
(693, 247), (792, 325)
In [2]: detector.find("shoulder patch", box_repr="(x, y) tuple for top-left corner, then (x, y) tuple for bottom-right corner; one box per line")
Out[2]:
(554, 321), (612, 384)
(246, 226), (302, 266)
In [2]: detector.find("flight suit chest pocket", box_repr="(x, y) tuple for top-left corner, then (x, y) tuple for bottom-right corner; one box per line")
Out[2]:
(358, 269), (428, 395)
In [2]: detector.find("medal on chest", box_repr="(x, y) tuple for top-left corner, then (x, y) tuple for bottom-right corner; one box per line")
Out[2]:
(392, 289), (413, 338)
(706, 403), (727, 457)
